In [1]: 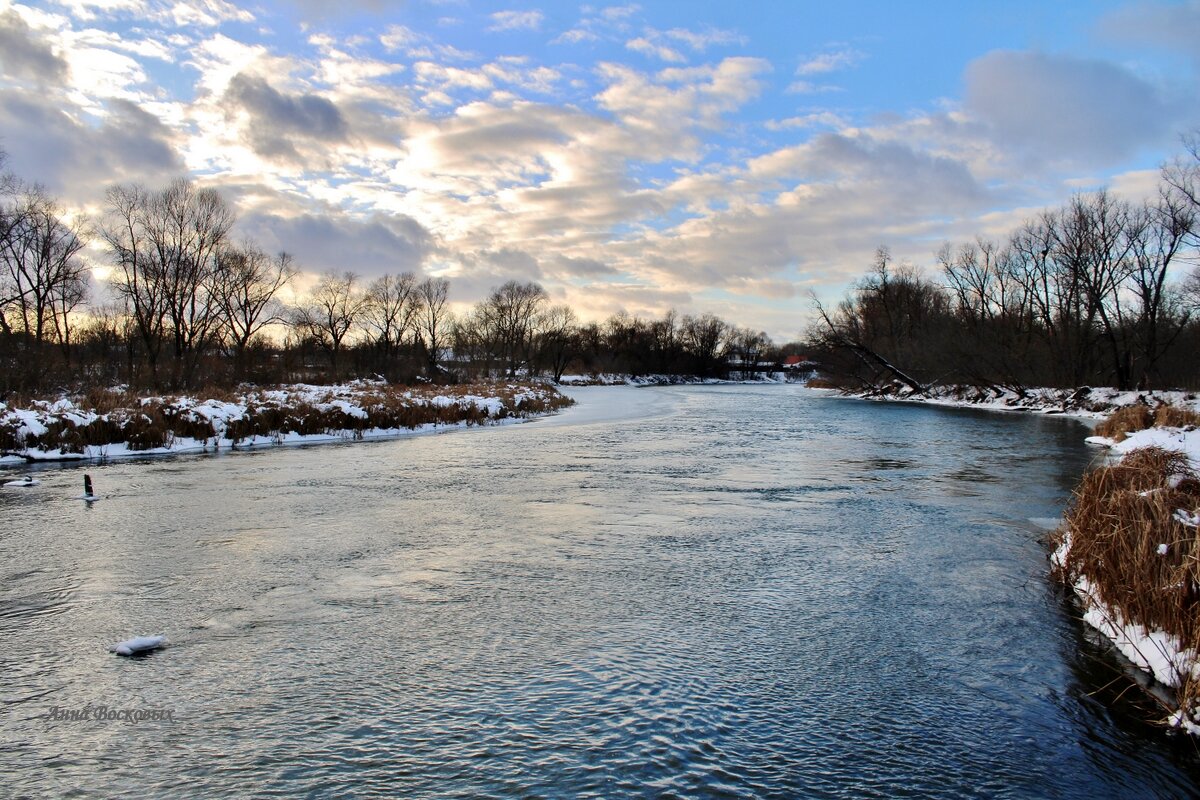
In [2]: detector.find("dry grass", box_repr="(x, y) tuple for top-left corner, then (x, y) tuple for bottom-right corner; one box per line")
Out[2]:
(1155, 405), (1200, 429)
(1093, 402), (1200, 442)
(1053, 447), (1200, 721)
(1093, 404), (1155, 441)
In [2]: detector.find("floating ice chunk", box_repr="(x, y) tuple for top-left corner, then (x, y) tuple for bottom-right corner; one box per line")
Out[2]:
(109, 635), (168, 656)
(4, 476), (39, 487)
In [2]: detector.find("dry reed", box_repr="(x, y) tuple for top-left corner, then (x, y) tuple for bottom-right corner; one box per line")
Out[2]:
(1093, 404), (1155, 441)
(1053, 447), (1200, 723)
(1155, 405), (1200, 430)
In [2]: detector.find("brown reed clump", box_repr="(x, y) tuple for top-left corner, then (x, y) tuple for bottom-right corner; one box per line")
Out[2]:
(1053, 446), (1200, 721)
(80, 386), (137, 415)
(1093, 403), (1155, 441)
(1155, 405), (1200, 430)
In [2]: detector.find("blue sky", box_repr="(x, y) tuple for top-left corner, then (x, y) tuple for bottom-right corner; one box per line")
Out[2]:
(1, 0), (1197, 340)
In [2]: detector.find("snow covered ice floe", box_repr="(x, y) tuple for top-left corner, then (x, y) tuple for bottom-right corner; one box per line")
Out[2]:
(4, 475), (39, 487)
(109, 635), (168, 656)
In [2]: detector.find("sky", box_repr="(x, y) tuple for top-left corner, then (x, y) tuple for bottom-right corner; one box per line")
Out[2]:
(0, 0), (1198, 341)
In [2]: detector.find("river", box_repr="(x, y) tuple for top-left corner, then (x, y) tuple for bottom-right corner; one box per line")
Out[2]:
(2, 385), (1199, 798)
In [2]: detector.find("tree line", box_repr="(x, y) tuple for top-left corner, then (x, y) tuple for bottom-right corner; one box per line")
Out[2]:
(0, 150), (793, 393)
(809, 135), (1200, 393)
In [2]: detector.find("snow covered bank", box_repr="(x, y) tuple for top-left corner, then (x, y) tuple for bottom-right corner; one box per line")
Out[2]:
(1053, 417), (1200, 733)
(845, 383), (1200, 421)
(0, 381), (572, 464)
(1089, 425), (1200, 468)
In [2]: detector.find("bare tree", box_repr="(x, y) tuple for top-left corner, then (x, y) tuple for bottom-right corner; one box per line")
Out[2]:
(647, 310), (680, 373)
(0, 184), (89, 355)
(535, 303), (577, 382)
(474, 280), (548, 376)
(101, 178), (234, 386)
(214, 242), (295, 378)
(0, 147), (16, 195)
(153, 179), (235, 376)
(363, 271), (419, 359)
(1182, 267), (1200, 314)
(1163, 130), (1200, 243)
(102, 183), (166, 384)
(1124, 191), (1196, 387)
(415, 276), (450, 376)
(293, 270), (367, 379)
(726, 327), (771, 379)
(680, 313), (731, 377)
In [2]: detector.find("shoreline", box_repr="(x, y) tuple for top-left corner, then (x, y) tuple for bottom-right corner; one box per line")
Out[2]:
(837, 383), (1200, 422)
(0, 380), (573, 467)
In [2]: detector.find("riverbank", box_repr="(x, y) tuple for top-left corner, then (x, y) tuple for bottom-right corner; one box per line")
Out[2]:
(1052, 405), (1200, 733)
(0, 380), (573, 464)
(840, 383), (1200, 420)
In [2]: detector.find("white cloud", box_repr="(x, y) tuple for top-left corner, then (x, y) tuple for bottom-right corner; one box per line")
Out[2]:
(168, 0), (254, 27)
(64, 45), (149, 102)
(786, 80), (844, 95)
(552, 28), (598, 45)
(664, 26), (745, 51)
(488, 10), (544, 32)
(796, 48), (863, 76)
(379, 24), (419, 52)
(601, 5), (640, 21)
(626, 37), (685, 63)
(49, 0), (147, 21)
(413, 60), (493, 92)
(72, 26), (176, 61)
(765, 112), (848, 131)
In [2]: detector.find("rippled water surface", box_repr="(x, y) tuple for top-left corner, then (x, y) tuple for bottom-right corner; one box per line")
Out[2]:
(3, 385), (1200, 798)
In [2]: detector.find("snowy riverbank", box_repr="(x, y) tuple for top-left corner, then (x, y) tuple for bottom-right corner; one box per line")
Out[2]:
(1055, 410), (1200, 733)
(843, 383), (1200, 421)
(0, 381), (572, 465)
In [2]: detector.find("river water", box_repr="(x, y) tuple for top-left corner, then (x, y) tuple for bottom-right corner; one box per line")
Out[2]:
(2, 385), (1199, 798)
